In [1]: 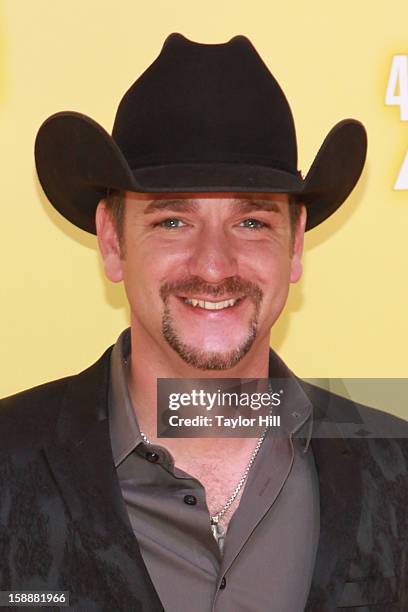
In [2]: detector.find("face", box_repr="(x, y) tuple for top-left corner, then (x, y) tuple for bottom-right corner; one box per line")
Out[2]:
(96, 192), (306, 371)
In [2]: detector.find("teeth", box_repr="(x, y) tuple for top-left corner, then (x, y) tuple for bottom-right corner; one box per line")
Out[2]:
(184, 298), (239, 310)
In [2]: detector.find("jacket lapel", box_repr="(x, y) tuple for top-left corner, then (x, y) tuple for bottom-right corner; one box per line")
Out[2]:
(304, 385), (364, 610)
(43, 348), (164, 611)
(267, 353), (365, 608)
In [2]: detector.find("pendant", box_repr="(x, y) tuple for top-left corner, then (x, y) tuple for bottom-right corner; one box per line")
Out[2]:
(211, 520), (225, 554)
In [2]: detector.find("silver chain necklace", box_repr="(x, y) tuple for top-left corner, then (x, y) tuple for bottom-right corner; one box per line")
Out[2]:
(208, 429), (267, 552)
(140, 422), (269, 553)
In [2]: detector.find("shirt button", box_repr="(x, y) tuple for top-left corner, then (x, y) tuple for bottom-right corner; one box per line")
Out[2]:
(146, 451), (159, 463)
(220, 577), (226, 590)
(183, 494), (197, 505)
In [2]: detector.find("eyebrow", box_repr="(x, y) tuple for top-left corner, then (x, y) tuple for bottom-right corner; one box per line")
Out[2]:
(235, 199), (282, 214)
(143, 198), (282, 215)
(144, 199), (196, 214)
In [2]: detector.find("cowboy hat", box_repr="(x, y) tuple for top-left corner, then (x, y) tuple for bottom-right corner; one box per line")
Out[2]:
(35, 33), (367, 233)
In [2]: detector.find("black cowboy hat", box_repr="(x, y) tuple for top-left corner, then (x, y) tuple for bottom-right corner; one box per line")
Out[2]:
(35, 33), (367, 233)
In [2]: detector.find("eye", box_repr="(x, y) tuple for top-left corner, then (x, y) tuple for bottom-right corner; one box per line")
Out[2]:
(156, 218), (186, 229)
(239, 218), (267, 230)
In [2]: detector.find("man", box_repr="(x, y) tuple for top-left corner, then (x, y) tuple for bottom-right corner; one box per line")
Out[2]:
(1, 33), (407, 611)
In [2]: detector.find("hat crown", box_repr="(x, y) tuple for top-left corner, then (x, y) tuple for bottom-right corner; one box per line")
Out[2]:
(112, 33), (298, 174)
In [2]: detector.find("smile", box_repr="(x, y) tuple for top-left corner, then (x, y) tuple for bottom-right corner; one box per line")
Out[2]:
(183, 297), (241, 310)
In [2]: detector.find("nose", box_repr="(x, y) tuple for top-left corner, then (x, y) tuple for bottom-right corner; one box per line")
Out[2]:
(186, 224), (238, 283)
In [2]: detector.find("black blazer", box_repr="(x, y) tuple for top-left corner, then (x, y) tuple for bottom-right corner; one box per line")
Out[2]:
(1, 348), (407, 611)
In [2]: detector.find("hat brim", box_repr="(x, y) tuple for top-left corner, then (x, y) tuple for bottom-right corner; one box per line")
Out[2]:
(35, 112), (367, 233)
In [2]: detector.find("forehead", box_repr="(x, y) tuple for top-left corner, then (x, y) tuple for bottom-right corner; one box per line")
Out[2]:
(123, 191), (290, 214)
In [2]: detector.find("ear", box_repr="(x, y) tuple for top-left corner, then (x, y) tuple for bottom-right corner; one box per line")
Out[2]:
(290, 205), (306, 283)
(95, 200), (124, 283)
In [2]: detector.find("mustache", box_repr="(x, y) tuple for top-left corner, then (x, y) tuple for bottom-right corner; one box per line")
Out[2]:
(160, 276), (263, 303)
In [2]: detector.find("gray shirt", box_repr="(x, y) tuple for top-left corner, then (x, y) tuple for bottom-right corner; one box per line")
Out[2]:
(109, 329), (320, 612)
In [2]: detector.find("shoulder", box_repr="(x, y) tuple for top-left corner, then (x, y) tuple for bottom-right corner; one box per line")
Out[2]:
(0, 346), (113, 453)
(300, 380), (408, 477)
(301, 382), (408, 493)
(300, 379), (408, 439)
(0, 375), (74, 453)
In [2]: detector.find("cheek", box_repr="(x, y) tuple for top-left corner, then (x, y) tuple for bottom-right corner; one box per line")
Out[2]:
(239, 243), (293, 286)
(122, 258), (155, 308)
(121, 243), (185, 310)
(241, 248), (293, 324)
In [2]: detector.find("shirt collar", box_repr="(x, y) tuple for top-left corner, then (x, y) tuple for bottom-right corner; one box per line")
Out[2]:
(109, 329), (143, 467)
(109, 328), (314, 466)
(265, 346), (313, 451)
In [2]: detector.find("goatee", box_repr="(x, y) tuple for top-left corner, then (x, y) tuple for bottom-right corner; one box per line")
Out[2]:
(160, 276), (263, 370)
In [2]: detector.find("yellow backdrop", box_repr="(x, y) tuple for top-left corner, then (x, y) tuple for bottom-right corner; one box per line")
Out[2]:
(1, 1), (407, 417)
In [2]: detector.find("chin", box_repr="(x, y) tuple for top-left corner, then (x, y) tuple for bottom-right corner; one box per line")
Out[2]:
(163, 324), (258, 371)
(171, 346), (253, 371)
